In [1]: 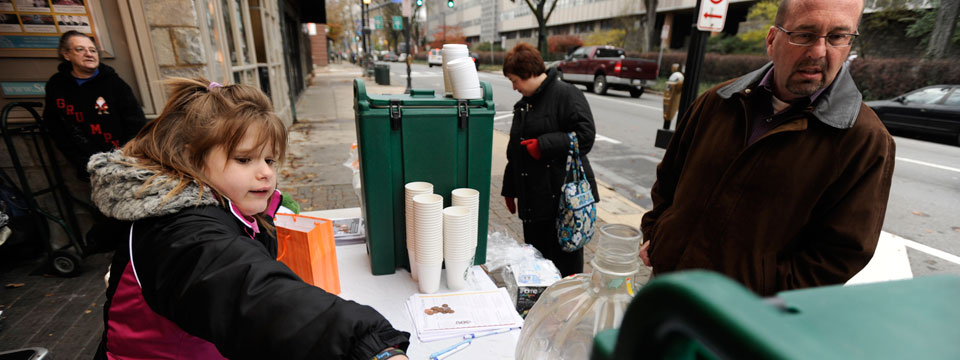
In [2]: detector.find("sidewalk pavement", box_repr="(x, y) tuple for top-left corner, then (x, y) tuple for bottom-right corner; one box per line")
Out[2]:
(282, 62), (651, 279)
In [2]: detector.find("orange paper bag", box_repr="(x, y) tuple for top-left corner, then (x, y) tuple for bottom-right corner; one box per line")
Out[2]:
(275, 213), (341, 294)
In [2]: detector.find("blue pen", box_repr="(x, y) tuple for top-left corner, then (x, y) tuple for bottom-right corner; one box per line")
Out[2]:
(429, 339), (471, 360)
(462, 327), (521, 340)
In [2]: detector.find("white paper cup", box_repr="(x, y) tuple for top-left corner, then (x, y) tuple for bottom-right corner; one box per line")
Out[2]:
(445, 258), (472, 291)
(405, 182), (434, 277)
(453, 87), (483, 100)
(407, 250), (418, 281)
(418, 261), (443, 293)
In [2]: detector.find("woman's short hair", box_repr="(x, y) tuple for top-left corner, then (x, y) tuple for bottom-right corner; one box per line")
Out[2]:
(502, 43), (545, 79)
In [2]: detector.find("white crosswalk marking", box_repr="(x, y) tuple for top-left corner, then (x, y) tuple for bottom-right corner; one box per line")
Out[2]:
(595, 134), (622, 144)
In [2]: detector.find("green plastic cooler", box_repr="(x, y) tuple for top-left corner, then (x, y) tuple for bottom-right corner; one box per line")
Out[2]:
(353, 79), (495, 275)
(591, 271), (960, 360)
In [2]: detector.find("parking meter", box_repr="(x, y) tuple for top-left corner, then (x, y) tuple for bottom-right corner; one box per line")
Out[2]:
(656, 77), (683, 149)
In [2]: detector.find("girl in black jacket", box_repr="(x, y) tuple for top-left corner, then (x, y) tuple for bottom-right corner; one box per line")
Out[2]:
(501, 43), (599, 276)
(88, 77), (409, 360)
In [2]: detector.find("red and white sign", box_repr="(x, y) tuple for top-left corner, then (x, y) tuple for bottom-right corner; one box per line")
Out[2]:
(697, 0), (729, 32)
(402, 0), (411, 17)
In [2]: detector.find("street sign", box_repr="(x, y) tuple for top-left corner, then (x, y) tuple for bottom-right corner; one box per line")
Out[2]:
(392, 16), (403, 30)
(375, 16), (383, 30)
(402, 0), (411, 17)
(697, 0), (728, 32)
(660, 24), (670, 40)
(369, 18), (375, 30)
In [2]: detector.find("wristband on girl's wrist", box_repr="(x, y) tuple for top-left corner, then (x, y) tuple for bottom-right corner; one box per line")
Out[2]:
(373, 347), (405, 360)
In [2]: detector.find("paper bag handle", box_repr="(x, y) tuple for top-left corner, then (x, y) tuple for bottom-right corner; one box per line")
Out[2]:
(277, 233), (290, 261)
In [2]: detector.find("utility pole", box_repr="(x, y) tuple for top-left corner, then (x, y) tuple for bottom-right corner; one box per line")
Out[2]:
(403, 0), (413, 93)
(361, 0), (370, 66)
(677, 0), (708, 121)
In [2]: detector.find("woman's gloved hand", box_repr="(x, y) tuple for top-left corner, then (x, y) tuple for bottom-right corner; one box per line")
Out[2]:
(520, 139), (541, 160)
(504, 197), (516, 214)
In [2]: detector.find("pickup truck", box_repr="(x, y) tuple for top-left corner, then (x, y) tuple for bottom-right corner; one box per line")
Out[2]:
(554, 45), (658, 98)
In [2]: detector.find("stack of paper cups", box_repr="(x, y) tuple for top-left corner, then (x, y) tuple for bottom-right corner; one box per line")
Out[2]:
(446, 57), (482, 99)
(442, 206), (475, 291)
(413, 193), (444, 293)
(451, 188), (479, 249)
(442, 44), (469, 96)
(405, 182), (434, 280)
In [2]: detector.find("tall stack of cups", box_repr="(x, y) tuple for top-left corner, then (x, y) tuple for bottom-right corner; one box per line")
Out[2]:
(404, 182), (433, 280)
(442, 206), (475, 290)
(413, 193), (444, 293)
(451, 188), (479, 248)
(441, 44), (470, 96)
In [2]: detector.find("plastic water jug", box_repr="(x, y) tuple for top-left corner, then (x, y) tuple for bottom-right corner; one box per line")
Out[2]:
(515, 223), (643, 360)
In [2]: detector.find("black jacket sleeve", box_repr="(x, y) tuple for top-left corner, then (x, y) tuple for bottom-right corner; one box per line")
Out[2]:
(114, 79), (147, 144)
(132, 209), (409, 360)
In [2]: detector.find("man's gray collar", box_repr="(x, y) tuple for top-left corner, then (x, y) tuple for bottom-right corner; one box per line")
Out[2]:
(717, 62), (862, 129)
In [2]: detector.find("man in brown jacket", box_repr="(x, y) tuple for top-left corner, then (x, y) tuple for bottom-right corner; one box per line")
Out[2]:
(639, 0), (896, 296)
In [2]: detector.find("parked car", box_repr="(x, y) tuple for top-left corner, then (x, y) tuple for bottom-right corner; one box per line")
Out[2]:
(554, 45), (658, 98)
(866, 85), (960, 145)
(381, 51), (399, 62)
(427, 48), (443, 67)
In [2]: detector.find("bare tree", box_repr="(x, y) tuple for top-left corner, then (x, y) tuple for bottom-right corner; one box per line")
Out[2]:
(644, 0), (658, 52)
(927, 0), (959, 58)
(517, 0), (559, 56)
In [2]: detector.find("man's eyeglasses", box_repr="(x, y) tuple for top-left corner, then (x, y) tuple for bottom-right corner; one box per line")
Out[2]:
(775, 26), (858, 47)
(71, 47), (98, 54)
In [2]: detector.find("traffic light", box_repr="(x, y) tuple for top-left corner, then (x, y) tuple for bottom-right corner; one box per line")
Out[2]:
(416, 0), (423, 6)
(447, 0), (454, 7)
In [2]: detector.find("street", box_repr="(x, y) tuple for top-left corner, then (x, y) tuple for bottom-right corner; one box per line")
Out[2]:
(383, 61), (960, 278)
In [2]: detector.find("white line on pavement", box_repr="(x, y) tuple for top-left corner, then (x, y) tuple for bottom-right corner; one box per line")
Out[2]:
(592, 153), (663, 164)
(584, 93), (662, 112)
(900, 237), (960, 265)
(494, 114), (513, 121)
(595, 134), (622, 144)
(896, 157), (960, 173)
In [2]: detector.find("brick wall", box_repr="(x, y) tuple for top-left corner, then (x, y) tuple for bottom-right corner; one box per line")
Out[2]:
(310, 24), (329, 68)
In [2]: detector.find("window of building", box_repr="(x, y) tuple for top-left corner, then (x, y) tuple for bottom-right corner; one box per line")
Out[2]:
(518, 29), (531, 38)
(550, 25), (569, 36)
(219, 0), (259, 86)
(575, 21), (593, 34)
(600, 19), (613, 30)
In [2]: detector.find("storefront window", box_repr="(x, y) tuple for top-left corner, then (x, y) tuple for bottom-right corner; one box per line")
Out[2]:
(221, 0), (238, 65)
(234, 0), (251, 65)
(199, 0), (225, 82)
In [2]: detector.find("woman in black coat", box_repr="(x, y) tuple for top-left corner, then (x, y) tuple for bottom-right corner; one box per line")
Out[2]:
(501, 43), (599, 276)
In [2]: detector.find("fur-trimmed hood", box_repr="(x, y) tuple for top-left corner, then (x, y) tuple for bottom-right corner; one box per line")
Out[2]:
(88, 150), (218, 221)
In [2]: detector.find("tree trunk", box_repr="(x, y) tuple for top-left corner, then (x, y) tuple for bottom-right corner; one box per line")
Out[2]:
(644, 0), (658, 53)
(927, 0), (960, 58)
(537, 1), (548, 56)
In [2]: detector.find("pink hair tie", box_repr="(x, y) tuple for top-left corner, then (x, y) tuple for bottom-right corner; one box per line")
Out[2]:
(207, 82), (222, 90)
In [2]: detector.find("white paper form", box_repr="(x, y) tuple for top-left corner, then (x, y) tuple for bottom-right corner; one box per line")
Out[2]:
(406, 288), (523, 342)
